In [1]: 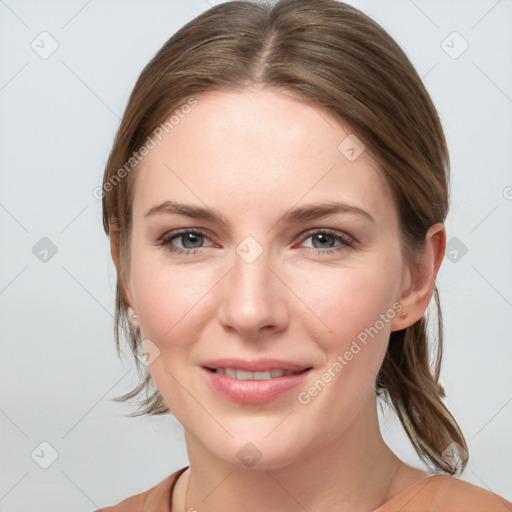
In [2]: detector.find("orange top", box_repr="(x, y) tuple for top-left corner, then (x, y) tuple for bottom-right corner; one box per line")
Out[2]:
(96, 466), (512, 512)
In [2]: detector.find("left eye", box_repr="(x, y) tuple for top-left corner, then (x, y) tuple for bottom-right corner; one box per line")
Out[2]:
(158, 229), (353, 256)
(300, 230), (353, 253)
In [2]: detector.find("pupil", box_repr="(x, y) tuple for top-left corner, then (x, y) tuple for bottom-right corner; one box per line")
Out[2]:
(183, 233), (203, 249)
(314, 233), (334, 249)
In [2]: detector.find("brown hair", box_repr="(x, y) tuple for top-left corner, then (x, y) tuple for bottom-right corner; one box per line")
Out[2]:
(102, 0), (467, 475)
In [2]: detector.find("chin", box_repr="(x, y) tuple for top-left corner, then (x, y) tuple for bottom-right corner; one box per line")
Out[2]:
(203, 433), (311, 471)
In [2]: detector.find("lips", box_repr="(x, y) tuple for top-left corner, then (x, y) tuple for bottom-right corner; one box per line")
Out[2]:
(201, 358), (313, 404)
(201, 357), (312, 373)
(211, 368), (302, 380)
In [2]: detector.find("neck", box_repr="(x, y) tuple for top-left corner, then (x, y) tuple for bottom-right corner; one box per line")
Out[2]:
(180, 396), (417, 512)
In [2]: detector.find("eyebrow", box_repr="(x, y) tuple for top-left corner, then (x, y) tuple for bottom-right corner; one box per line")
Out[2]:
(144, 200), (375, 226)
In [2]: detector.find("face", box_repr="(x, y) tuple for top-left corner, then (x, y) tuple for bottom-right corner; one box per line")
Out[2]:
(122, 88), (411, 469)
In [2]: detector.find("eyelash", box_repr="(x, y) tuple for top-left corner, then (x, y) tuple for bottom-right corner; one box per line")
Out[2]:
(157, 228), (354, 257)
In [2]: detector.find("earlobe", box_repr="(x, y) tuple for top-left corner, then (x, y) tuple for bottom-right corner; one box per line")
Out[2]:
(390, 223), (446, 331)
(127, 306), (139, 326)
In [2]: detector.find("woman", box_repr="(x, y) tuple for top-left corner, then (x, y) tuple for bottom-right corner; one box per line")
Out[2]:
(96, 0), (511, 510)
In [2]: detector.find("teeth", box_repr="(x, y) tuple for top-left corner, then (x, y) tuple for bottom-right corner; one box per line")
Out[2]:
(214, 368), (300, 380)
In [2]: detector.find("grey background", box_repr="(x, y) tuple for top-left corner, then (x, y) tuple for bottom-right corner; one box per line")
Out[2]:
(0, 0), (511, 510)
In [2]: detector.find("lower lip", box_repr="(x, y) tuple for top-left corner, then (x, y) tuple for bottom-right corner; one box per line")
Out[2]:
(202, 367), (312, 404)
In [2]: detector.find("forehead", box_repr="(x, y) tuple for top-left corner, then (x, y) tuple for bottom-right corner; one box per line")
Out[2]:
(131, 88), (396, 226)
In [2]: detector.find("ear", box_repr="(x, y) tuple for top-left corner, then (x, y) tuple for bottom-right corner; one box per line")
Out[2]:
(109, 225), (135, 309)
(390, 223), (446, 331)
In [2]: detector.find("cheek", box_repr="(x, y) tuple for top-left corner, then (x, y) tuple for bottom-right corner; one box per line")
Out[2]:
(292, 267), (399, 417)
(133, 263), (206, 345)
(129, 241), (224, 359)
(294, 262), (399, 347)
(129, 255), (212, 410)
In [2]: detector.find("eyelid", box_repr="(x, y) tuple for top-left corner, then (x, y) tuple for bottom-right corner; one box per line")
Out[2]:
(158, 227), (354, 245)
(159, 228), (216, 247)
(157, 226), (355, 257)
(296, 227), (355, 246)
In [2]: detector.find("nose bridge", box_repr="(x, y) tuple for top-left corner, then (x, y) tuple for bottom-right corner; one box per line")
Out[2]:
(218, 234), (285, 335)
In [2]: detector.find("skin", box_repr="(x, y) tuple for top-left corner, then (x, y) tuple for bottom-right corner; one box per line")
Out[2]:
(111, 88), (446, 512)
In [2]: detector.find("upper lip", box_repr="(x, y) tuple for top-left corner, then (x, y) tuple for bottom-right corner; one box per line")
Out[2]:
(201, 358), (312, 373)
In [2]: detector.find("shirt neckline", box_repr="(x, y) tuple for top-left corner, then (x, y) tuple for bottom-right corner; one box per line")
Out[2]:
(169, 467), (443, 511)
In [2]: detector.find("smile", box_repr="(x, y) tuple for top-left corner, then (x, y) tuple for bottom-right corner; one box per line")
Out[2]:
(209, 368), (304, 380)
(202, 366), (312, 404)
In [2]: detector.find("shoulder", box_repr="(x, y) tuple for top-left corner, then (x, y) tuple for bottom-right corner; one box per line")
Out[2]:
(381, 474), (512, 512)
(94, 466), (188, 512)
(427, 475), (512, 511)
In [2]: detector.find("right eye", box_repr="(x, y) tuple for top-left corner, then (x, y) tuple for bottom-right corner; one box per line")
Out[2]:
(158, 229), (215, 256)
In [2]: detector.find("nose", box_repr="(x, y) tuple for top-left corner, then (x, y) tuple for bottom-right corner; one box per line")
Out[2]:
(217, 242), (288, 339)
